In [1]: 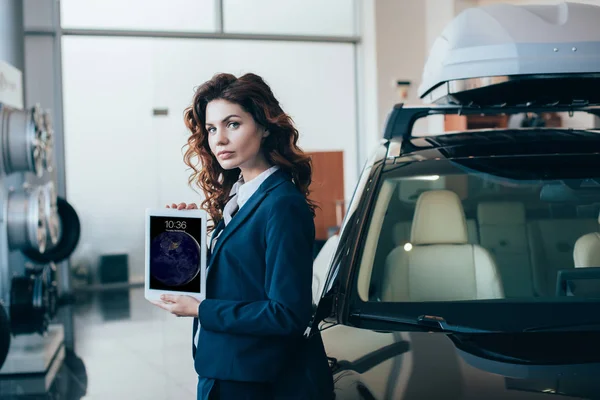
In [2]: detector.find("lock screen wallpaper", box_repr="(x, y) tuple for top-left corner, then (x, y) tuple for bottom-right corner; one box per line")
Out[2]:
(149, 215), (203, 294)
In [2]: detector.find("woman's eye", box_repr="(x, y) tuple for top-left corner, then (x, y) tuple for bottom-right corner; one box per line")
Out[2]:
(207, 127), (216, 134)
(228, 122), (239, 129)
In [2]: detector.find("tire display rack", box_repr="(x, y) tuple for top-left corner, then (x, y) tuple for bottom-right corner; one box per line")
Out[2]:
(0, 61), (80, 375)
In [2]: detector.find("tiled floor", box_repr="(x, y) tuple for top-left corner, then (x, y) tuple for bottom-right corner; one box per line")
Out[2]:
(0, 287), (199, 399)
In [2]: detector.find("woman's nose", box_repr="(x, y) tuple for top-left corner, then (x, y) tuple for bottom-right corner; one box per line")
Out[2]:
(214, 129), (229, 145)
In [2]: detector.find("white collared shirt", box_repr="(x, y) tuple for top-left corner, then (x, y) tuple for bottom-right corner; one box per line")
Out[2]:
(212, 165), (280, 249)
(195, 165), (280, 347)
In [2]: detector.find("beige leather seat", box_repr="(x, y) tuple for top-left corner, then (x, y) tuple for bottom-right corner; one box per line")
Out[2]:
(477, 201), (534, 298)
(381, 190), (504, 302)
(570, 213), (600, 297)
(528, 218), (598, 296)
(393, 219), (480, 247)
(573, 213), (600, 268)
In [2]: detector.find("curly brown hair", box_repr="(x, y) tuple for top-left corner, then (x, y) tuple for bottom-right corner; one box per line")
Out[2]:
(183, 73), (315, 232)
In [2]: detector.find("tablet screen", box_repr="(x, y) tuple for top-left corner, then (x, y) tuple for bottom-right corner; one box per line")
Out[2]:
(148, 215), (204, 294)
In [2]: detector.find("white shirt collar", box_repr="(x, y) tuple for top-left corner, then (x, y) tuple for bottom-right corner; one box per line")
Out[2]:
(222, 165), (280, 225)
(237, 165), (280, 209)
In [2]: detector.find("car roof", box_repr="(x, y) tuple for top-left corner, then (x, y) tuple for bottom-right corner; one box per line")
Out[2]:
(388, 128), (600, 162)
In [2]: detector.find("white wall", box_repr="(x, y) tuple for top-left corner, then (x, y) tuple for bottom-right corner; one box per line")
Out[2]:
(60, 0), (359, 283)
(361, 0), (471, 144)
(61, 38), (156, 283)
(374, 0), (427, 137)
(62, 37), (357, 282)
(356, 0), (380, 165)
(60, 0), (216, 31)
(222, 0), (355, 36)
(60, 0), (358, 35)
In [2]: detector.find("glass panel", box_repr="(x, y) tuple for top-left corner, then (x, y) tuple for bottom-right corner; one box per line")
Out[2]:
(62, 36), (357, 282)
(60, 0), (216, 31)
(151, 38), (358, 205)
(357, 154), (600, 303)
(62, 36), (158, 283)
(223, 0), (356, 36)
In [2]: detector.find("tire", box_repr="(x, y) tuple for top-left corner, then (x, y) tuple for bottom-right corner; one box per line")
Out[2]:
(24, 197), (80, 264)
(0, 303), (10, 370)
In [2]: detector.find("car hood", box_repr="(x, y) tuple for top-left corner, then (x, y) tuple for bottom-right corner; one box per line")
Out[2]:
(323, 325), (600, 399)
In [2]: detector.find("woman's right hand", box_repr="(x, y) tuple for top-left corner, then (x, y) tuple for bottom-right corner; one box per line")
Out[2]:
(166, 202), (198, 210)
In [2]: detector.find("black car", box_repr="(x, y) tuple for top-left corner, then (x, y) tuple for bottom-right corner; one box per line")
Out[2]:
(309, 3), (600, 398)
(311, 102), (600, 400)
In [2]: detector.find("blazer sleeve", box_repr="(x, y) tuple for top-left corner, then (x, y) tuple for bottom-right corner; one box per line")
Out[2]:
(197, 195), (314, 336)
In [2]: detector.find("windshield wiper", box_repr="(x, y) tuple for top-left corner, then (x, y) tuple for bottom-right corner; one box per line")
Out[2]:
(351, 312), (497, 334)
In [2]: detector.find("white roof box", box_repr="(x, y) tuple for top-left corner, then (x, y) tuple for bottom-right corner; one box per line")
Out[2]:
(419, 2), (600, 106)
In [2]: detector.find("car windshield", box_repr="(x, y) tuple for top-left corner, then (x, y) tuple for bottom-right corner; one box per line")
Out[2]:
(356, 153), (600, 306)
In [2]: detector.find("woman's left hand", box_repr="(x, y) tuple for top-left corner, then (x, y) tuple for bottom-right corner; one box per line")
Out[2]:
(151, 294), (201, 317)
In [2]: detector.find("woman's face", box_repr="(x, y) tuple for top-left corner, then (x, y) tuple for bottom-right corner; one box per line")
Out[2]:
(205, 99), (269, 173)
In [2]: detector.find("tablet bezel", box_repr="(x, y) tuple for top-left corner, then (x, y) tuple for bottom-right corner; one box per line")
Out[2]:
(144, 207), (207, 302)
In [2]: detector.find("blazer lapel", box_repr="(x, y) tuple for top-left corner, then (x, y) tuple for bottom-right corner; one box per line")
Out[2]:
(207, 219), (224, 258)
(207, 169), (289, 272)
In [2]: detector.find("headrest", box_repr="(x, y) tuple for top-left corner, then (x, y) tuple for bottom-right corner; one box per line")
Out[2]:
(411, 190), (468, 245)
(574, 232), (600, 268)
(477, 202), (526, 225)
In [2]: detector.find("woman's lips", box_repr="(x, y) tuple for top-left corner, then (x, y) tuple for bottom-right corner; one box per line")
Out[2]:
(218, 151), (234, 160)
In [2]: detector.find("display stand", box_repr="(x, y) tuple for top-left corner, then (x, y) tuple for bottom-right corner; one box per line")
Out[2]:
(0, 324), (65, 395)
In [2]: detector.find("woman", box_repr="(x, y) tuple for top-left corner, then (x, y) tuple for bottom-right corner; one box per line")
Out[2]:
(152, 73), (334, 400)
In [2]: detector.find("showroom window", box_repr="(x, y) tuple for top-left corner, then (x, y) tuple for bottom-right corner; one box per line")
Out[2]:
(60, 0), (217, 32)
(59, 0), (360, 285)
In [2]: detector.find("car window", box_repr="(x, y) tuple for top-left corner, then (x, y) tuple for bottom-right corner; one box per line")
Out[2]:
(356, 154), (600, 303)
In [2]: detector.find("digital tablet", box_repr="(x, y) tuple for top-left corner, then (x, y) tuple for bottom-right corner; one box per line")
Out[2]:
(144, 208), (207, 302)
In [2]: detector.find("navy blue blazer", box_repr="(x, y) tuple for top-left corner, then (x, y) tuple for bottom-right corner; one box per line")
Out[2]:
(192, 169), (333, 397)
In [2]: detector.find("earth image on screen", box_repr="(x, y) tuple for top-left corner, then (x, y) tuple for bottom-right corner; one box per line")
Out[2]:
(150, 230), (201, 286)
